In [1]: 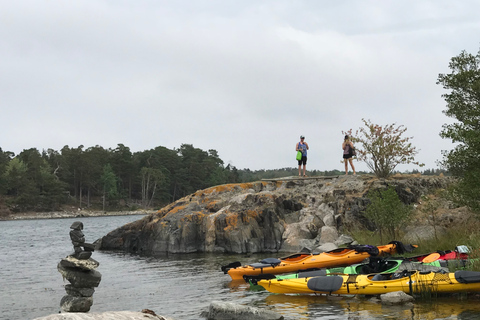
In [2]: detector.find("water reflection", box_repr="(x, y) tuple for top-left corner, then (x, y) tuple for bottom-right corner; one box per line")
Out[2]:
(261, 292), (480, 320)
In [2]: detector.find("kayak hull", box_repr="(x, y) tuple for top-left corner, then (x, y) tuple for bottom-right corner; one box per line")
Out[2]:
(227, 244), (402, 280)
(258, 270), (480, 295)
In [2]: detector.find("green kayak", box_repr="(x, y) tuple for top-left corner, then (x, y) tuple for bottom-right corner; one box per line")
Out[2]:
(245, 256), (451, 289)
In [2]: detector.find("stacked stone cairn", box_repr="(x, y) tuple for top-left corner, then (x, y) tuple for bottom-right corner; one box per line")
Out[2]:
(57, 221), (102, 312)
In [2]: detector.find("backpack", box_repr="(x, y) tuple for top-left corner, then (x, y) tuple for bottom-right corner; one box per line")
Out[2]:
(347, 144), (356, 157)
(350, 145), (356, 157)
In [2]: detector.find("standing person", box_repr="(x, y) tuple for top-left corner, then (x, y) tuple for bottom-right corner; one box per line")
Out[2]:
(296, 135), (309, 177)
(342, 135), (356, 175)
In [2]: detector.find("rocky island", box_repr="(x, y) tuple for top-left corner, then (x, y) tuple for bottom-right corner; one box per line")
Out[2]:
(97, 174), (457, 255)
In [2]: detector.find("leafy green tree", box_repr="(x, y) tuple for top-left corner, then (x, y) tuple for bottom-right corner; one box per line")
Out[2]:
(345, 119), (424, 178)
(178, 144), (225, 195)
(132, 147), (177, 203)
(4, 158), (29, 197)
(225, 164), (240, 183)
(437, 47), (480, 213)
(0, 148), (14, 194)
(18, 148), (44, 183)
(365, 187), (413, 242)
(110, 144), (134, 200)
(60, 145), (85, 205)
(3, 157), (39, 211)
(140, 167), (164, 208)
(6, 149), (67, 211)
(37, 164), (67, 211)
(82, 146), (110, 207)
(101, 164), (119, 211)
(420, 194), (441, 242)
(42, 148), (63, 180)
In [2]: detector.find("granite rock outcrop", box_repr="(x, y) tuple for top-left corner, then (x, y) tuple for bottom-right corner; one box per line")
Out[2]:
(97, 175), (454, 255)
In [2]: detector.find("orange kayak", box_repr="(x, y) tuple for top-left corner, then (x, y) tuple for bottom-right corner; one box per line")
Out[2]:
(222, 241), (417, 280)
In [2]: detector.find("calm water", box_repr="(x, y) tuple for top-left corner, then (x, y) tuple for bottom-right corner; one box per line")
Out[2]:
(1, 216), (480, 320)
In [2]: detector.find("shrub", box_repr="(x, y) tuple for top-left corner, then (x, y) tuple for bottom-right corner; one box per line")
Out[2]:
(364, 187), (413, 242)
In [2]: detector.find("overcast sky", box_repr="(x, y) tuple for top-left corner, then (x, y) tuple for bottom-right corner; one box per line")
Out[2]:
(1, 1), (479, 172)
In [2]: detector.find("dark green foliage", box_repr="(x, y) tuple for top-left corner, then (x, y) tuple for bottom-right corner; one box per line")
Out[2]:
(0, 148), (14, 194)
(0, 143), (243, 212)
(4, 150), (66, 211)
(437, 47), (480, 213)
(101, 164), (119, 205)
(364, 187), (413, 243)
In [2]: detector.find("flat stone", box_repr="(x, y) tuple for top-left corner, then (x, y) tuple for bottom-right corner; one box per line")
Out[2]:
(60, 295), (93, 312)
(65, 284), (95, 297)
(60, 256), (100, 270)
(57, 265), (102, 288)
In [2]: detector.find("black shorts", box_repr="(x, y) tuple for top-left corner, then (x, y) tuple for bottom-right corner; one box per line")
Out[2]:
(298, 156), (307, 165)
(343, 154), (352, 159)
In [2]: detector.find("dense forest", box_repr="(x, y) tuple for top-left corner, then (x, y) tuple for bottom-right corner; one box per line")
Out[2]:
(0, 144), (446, 213)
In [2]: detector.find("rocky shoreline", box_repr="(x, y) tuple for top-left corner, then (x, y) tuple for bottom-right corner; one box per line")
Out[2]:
(98, 175), (458, 255)
(0, 210), (151, 221)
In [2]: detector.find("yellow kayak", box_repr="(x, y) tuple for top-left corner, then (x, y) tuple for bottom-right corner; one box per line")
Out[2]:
(222, 241), (416, 280)
(257, 270), (480, 295)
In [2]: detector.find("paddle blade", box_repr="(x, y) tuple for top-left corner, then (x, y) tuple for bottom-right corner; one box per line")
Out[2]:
(422, 252), (441, 263)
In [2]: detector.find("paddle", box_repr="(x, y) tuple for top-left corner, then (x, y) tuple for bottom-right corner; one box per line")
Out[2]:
(421, 252), (441, 263)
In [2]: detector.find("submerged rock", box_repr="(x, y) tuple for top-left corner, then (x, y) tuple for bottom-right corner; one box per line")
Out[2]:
(380, 291), (415, 305)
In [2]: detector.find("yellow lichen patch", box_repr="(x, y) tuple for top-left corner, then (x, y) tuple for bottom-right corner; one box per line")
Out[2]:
(260, 193), (275, 200)
(169, 205), (187, 214)
(155, 195), (191, 215)
(180, 211), (208, 224)
(200, 196), (213, 204)
(201, 182), (259, 195)
(201, 184), (234, 195)
(194, 190), (205, 198)
(156, 204), (188, 220)
(160, 221), (169, 228)
(224, 211), (239, 232)
(206, 200), (220, 210)
(155, 201), (179, 216)
(242, 209), (260, 223)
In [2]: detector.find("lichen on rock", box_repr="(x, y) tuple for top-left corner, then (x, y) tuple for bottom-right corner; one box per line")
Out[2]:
(98, 175), (456, 255)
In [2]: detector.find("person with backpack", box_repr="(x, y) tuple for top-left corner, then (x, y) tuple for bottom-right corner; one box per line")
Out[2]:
(296, 135), (309, 177)
(342, 135), (356, 175)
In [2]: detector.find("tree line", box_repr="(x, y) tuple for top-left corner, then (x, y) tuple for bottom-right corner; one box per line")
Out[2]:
(0, 144), (242, 213)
